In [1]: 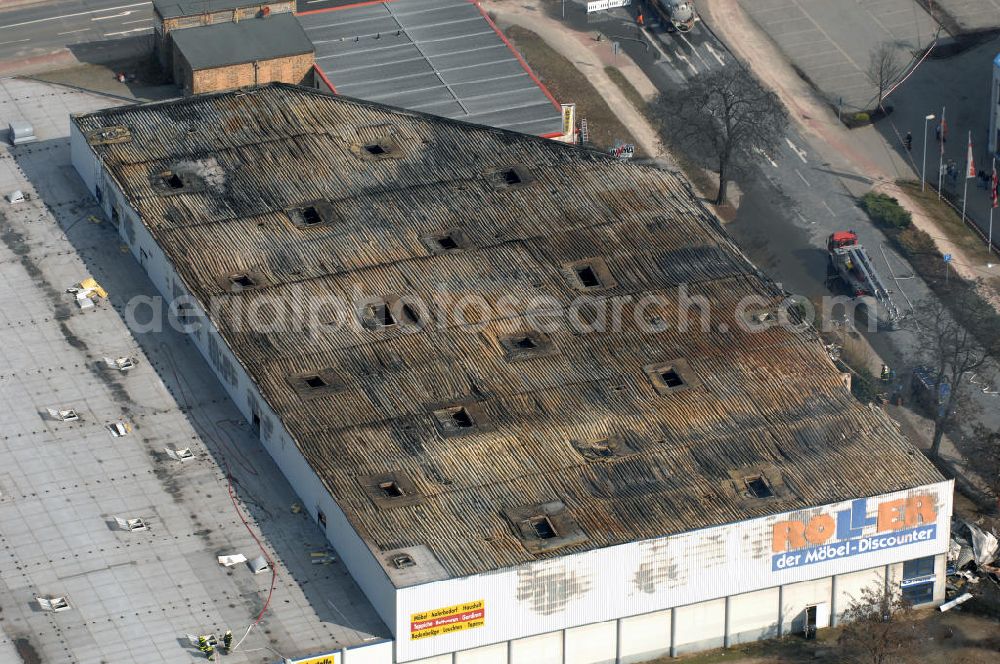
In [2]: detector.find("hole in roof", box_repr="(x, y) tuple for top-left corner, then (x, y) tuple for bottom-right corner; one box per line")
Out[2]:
(379, 481), (404, 498)
(437, 234), (459, 251)
(372, 303), (395, 327)
(303, 375), (326, 389)
(528, 516), (557, 539)
(230, 274), (256, 288)
(391, 553), (416, 569)
(451, 408), (474, 428)
(503, 169), (522, 186)
(659, 368), (684, 389)
(163, 172), (183, 189)
(513, 336), (537, 350)
(575, 265), (601, 289)
(364, 144), (388, 155)
(745, 476), (774, 499)
(301, 206), (322, 225)
(400, 303), (421, 325)
(591, 439), (614, 458)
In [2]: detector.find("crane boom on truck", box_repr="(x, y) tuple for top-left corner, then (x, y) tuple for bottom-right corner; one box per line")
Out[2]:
(827, 231), (902, 329)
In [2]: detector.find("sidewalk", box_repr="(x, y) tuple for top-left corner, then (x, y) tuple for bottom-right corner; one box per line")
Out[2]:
(700, 0), (996, 297)
(482, 0), (667, 162)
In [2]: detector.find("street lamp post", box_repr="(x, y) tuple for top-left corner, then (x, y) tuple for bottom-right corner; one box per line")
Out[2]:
(922, 113), (935, 191)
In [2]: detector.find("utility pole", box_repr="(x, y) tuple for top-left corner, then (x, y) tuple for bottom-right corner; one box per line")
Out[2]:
(937, 106), (946, 199)
(922, 113), (935, 191)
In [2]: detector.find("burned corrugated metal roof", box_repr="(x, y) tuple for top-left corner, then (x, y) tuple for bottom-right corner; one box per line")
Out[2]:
(73, 84), (943, 583)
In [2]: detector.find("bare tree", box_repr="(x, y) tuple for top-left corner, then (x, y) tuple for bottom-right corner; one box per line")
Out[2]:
(866, 43), (905, 111)
(653, 65), (788, 205)
(910, 284), (999, 458)
(837, 582), (917, 664)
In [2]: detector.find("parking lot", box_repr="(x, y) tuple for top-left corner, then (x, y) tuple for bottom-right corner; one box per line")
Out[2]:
(742, 0), (938, 110)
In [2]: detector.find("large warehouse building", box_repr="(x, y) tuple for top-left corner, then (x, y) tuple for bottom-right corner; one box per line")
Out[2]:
(71, 84), (952, 664)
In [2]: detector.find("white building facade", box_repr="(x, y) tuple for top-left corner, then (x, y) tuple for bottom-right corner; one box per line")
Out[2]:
(72, 120), (952, 664)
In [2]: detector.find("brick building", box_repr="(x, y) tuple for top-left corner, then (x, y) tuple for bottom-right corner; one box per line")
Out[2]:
(153, 0), (294, 70)
(170, 13), (315, 95)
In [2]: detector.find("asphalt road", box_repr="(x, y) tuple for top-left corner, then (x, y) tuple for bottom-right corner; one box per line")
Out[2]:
(0, 0), (153, 63)
(572, 1), (1000, 433)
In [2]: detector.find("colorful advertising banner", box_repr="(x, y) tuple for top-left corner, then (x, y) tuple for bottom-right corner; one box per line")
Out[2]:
(410, 600), (485, 640)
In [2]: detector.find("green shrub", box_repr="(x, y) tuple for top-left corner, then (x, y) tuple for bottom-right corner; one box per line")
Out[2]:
(853, 112), (870, 123)
(861, 191), (912, 229)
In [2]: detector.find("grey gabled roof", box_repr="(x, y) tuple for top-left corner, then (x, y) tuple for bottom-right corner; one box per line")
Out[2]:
(154, 0), (278, 19)
(170, 14), (313, 71)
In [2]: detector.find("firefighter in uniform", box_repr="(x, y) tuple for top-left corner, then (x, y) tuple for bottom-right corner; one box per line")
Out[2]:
(197, 636), (215, 661)
(223, 630), (233, 654)
(880, 363), (891, 382)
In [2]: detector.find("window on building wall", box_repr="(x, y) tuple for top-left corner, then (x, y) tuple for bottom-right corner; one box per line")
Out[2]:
(900, 555), (936, 605)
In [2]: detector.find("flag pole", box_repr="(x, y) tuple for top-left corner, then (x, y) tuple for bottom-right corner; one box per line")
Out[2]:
(962, 131), (976, 224)
(962, 131), (971, 223)
(937, 106), (945, 200)
(991, 156), (997, 254)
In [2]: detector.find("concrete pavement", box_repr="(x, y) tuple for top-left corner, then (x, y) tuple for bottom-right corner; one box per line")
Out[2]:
(740, 0), (939, 111)
(929, 0), (1000, 34)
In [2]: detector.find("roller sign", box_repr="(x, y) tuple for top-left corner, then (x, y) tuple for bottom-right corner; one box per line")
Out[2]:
(410, 600), (485, 640)
(771, 494), (937, 571)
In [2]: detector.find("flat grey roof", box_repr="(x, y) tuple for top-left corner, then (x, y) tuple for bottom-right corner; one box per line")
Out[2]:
(0, 77), (387, 664)
(154, 0), (274, 19)
(302, 0), (562, 136)
(171, 13), (314, 71)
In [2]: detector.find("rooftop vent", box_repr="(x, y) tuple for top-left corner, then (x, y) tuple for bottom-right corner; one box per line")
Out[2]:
(503, 168), (522, 186)
(528, 515), (557, 539)
(287, 369), (344, 400)
(643, 360), (698, 395)
(353, 138), (398, 160)
(379, 481), (405, 498)
(303, 374), (327, 389)
(390, 553), (416, 569)
(287, 201), (336, 228)
(364, 297), (422, 330)
(570, 434), (634, 461)
(499, 330), (555, 362)
(745, 476), (774, 499)
(490, 165), (531, 189)
(163, 172), (183, 190)
(564, 258), (614, 291)
(422, 229), (469, 254)
(432, 403), (485, 435)
(504, 501), (587, 554)
(362, 472), (423, 509)
(230, 273), (256, 289)
(436, 234), (459, 251)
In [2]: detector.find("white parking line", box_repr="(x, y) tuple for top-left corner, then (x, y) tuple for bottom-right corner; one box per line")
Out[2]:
(704, 41), (726, 66)
(57, 28), (91, 35)
(0, 38), (31, 45)
(822, 200), (837, 217)
(795, 168), (811, 187)
(785, 137), (808, 163)
(122, 19), (151, 25)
